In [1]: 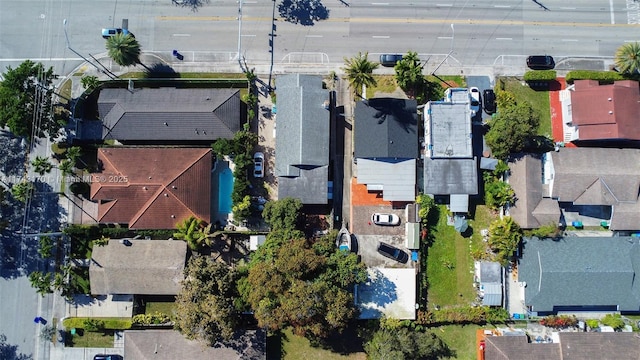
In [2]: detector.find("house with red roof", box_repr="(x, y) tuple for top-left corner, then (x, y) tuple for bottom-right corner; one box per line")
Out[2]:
(90, 147), (212, 229)
(560, 80), (640, 143)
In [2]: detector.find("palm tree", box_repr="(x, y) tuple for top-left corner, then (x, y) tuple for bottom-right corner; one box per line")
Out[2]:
(615, 42), (640, 75)
(173, 216), (219, 251)
(106, 33), (141, 67)
(394, 51), (425, 98)
(31, 156), (53, 175)
(342, 52), (378, 98)
(58, 159), (74, 177)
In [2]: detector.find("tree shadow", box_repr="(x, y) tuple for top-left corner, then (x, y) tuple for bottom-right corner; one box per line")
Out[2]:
(0, 334), (33, 360)
(172, 0), (211, 12)
(144, 63), (179, 79)
(266, 330), (286, 360)
(278, 0), (329, 26)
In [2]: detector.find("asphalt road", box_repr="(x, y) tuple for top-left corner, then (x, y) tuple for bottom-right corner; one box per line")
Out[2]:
(1, 0), (638, 76)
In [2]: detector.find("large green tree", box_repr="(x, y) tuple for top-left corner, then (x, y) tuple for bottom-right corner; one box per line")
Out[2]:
(615, 42), (640, 75)
(485, 93), (540, 160)
(262, 197), (303, 232)
(0, 60), (62, 139)
(364, 327), (452, 360)
(394, 51), (424, 97)
(106, 33), (141, 67)
(242, 233), (367, 340)
(174, 257), (241, 345)
(343, 52), (378, 98)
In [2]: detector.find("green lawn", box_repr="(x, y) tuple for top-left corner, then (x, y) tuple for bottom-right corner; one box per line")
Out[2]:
(66, 330), (115, 348)
(366, 75), (399, 98)
(145, 301), (176, 318)
(69, 267), (91, 294)
(499, 77), (552, 136)
(267, 328), (366, 360)
(426, 206), (477, 307)
(434, 324), (483, 360)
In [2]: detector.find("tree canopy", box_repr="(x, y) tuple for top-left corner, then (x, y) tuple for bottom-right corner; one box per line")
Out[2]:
(262, 197), (303, 232)
(343, 52), (378, 98)
(106, 33), (141, 67)
(488, 216), (522, 265)
(485, 91), (540, 160)
(364, 327), (452, 360)
(174, 256), (241, 345)
(0, 60), (62, 139)
(615, 42), (640, 75)
(241, 232), (367, 340)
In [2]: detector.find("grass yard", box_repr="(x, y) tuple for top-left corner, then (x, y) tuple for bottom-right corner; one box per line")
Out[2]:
(426, 206), (477, 307)
(145, 301), (176, 318)
(365, 75), (399, 98)
(66, 330), (115, 348)
(267, 328), (366, 360)
(498, 77), (552, 136)
(434, 324), (483, 360)
(69, 267), (91, 294)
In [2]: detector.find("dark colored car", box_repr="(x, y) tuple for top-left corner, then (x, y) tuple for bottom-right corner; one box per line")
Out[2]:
(483, 89), (496, 115)
(379, 54), (403, 67)
(526, 55), (555, 70)
(377, 242), (409, 263)
(93, 355), (123, 360)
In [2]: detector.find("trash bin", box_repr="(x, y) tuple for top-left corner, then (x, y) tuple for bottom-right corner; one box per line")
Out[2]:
(70, 328), (76, 335)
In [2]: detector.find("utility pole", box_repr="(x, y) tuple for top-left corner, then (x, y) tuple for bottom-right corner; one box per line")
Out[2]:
(63, 19), (116, 80)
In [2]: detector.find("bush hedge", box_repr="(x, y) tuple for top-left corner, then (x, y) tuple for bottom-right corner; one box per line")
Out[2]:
(523, 70), (557, 81)
(416, 306), (509, 325)
(539, 315), (577, 329)
(63, 317), (132, 331)
(565, 70), (625, 84)
(132, 312), (171, 326)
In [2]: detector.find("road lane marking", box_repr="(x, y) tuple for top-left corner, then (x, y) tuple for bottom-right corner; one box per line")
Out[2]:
(562, 39), (579, 42)
(371, 2), (389, 5)
(610, 0), (615, 24)
(157, 16), (640, 28)
(372, 35), (390, 38)
(437, 36), (453, 39)
(494, 5), (511, 8)
(436, 4), (453, 6)
(560, 7), (576, 10)
(496, 37), (512, 40)
(305, 35), (323, 38)
(241, 34), (256, 37)
(172, 33), (191, 37)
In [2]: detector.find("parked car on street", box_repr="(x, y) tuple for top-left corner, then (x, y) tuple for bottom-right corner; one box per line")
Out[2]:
(526, 55), (555, 70)
(253, 152), (264, 178)
(483, 89), (496, 115)
(93, 355), (123, 360)
(377, 242), (408, 263)
(101, 28), (132, 39)
(469, 87), (481, 115)
(371, 213), (400, 226)
(379, 54), (403, 67)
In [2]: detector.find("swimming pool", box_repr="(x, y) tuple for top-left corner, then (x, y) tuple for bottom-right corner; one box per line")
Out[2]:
(218, 168), (234, 214)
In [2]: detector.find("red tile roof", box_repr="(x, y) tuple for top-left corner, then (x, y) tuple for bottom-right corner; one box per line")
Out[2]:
(91, 148), (211, 229)
(572, 80), (640, 140)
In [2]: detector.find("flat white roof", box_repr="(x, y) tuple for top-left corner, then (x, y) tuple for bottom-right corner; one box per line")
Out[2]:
(356, 268), (416, 320)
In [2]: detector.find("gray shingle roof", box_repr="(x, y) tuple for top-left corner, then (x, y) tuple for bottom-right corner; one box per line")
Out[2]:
(274, 74), (329, 177)
(484, 336), (561, 360)
(277, 165), (329, 204)
(507, 155), (560, 229)
(98, 88), (241, 142)
(124, 329), (266, 360)
(89, 240), (187, 295)
(551, 148), (640, 203)
(355, 158), (416, 201)
(423, 157), (478, 195)
(559, 332), (640, 360)
(354, 98), (418, 159)
(519, 236), (640, 313)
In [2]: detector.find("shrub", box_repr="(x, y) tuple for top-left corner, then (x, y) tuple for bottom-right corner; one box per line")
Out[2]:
(415, 306), (509, 325)
(586, 319), (600, 330)
(601, 313), (625, 330)
(69, 182), (90, 197)
(539, 315), (577, 329)
(132, 312), (171, 326)
(63, 317), (132, 330)
(565, 70), (625, 84)
(523, 70), (557, 81)
(51, 142), (68, 157)
(83, 318), (105, 332)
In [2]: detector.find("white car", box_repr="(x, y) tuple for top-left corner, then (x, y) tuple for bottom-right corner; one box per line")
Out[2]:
(469, 87), (481, 115)
(253, 152), (264, 178)
(371, 213), (400, 226)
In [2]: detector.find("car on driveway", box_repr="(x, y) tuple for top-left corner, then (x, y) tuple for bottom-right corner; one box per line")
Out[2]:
(371, 213), (400, 226)
(253, 152), (264, 178)
(379, 54), (403, 67)
(469, 87), (481, 115)
(483, 89), (496, 115)
(101, 28), (132, 39)
(526, 55), (555, 70)
(377, 242), (408, 263)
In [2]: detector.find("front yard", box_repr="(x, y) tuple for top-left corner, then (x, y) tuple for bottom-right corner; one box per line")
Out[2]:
(497, 77), (552, 136)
